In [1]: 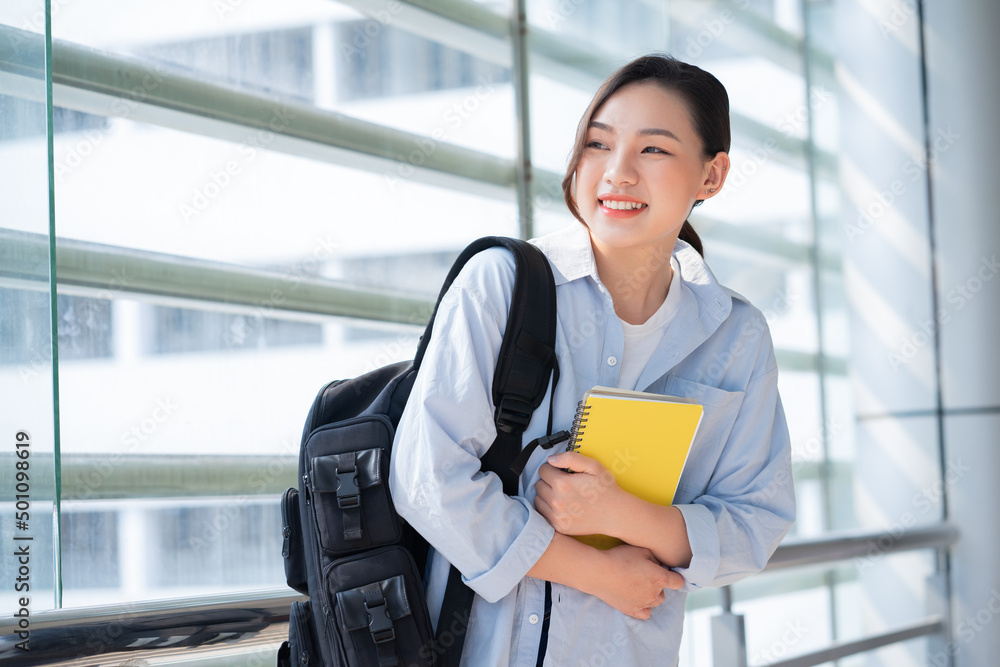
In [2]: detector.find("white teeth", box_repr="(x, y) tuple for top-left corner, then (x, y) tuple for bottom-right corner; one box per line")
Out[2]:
(601, 199), (647, 210)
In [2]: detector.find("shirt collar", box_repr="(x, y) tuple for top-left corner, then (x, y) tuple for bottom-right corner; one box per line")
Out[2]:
(530, 223), (594, 285)
(531, 223), (733, 328)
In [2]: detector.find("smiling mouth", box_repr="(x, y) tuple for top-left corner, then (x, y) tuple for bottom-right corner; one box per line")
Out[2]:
(599, 199), (647, 211)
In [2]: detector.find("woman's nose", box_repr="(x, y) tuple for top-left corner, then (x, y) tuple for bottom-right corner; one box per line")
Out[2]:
(604, 148), (638, 186)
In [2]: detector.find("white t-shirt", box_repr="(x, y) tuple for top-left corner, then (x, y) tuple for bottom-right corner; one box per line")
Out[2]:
(617, 256), (682, 390)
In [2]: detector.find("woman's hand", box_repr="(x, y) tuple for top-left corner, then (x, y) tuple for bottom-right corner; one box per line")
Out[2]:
(534, 451), (625, 538)
(533, 450), (694, 569)
(590, 544), (685, 619)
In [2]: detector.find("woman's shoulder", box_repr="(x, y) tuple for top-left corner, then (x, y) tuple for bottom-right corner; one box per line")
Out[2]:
(452, 245), (517, 289)
(722, 287), (770, 329)
(443, 245), (518, 320)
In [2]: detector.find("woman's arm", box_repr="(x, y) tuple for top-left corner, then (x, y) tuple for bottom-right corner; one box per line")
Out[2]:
(526, 529), (685, 620)
(534, 451), (693, 568)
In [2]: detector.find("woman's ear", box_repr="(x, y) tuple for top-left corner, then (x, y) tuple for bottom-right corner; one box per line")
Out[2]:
(699, 151), (730, 201)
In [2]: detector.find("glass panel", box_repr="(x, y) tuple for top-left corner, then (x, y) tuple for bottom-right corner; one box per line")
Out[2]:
(48, 0), (520, 606)
(52, 0), (514, 158)
(739, 577), (834, 666)
(0, 5), (59, 615)
(528, 0), (670, 59)
(61, 497), (286, 605)
(52, 113), (518, 281)
(834, 552), (937, 666)
(57, 304), (422, 603)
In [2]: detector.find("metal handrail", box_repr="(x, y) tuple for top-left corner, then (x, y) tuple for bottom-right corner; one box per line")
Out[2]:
(765, 522), (959, 571)
(767, 617), (944, 667)
(711, 522), (959, 667)
(0, 523), (958, 663)
(0, 224), (843, 332)
(0, 228), (434, 326)
(45, 454), (847, 502)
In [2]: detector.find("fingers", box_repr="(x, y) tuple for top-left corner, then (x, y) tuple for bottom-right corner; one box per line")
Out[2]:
(533, 493), (553, 521)
(546, 450), (597, 473)
(536, 462), (561, 485)
(662, 568), (686, 590)
(627, 588), (666, 620)
(630, 607), (652, 621)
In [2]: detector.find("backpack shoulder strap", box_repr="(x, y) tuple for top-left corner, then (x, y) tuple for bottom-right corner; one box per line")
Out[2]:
(420, 237), (558, 667)
(414, 238), (557, 493)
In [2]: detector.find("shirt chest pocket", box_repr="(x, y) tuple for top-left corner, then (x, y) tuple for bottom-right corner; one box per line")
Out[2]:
(658, 375), (745, 504)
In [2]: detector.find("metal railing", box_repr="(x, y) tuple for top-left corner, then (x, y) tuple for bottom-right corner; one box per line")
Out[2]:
(712, 523), (959, 667)
(0, 523), (959, 665)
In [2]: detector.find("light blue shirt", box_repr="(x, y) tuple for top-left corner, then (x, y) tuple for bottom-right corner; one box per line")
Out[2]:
(389, 224), (795, 666)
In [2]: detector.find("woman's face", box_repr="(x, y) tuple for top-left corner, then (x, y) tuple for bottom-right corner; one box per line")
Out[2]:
(575, 82), (719, 255)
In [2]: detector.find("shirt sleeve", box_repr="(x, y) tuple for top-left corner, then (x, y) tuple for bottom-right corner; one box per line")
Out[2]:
(672, 335), (796, 591)
(388, 250), (555, 604)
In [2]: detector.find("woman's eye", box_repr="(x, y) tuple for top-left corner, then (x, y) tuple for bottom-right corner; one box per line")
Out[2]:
(643, 146), (669, 154)
(586, 141), (607, 150)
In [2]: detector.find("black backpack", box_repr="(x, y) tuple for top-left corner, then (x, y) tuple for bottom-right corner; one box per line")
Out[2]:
(278, 237), (559, 667)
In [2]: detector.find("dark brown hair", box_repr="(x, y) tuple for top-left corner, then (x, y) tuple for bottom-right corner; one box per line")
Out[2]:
(561, 54), (731, 257)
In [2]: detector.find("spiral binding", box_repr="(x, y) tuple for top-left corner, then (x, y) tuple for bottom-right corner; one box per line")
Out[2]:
(567, 400), (591, 451)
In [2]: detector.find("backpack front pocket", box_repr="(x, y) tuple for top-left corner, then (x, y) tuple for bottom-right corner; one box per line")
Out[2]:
(324, 545), (436, 667)
(304, 417), (403, 555)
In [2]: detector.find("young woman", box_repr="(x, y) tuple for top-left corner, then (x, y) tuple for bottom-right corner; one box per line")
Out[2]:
(390, 54), (795, 666)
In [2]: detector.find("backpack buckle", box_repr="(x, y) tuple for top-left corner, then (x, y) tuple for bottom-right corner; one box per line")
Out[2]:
(495, 395), (533, 434)
(336, 470), (360, 509)
(366, 600), (395, 644)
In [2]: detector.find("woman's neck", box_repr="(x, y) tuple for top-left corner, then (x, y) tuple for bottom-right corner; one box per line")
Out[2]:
(591, 239), (675, 326)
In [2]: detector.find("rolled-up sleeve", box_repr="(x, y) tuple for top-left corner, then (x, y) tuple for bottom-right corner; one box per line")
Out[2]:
(673, 360), (796, 591)
(389, 252), (555, 604)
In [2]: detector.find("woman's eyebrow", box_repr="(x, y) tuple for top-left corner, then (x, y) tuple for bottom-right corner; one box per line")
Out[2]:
(588, 121), (681, 142)
(638, 127), (681, 142)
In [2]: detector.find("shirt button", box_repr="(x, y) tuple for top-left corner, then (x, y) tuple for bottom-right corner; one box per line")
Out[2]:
(607, 356), (618, 367)
(529, 614), (540, 624)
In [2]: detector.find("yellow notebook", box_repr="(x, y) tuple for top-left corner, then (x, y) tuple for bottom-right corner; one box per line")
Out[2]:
(566, 386), (703, 550)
